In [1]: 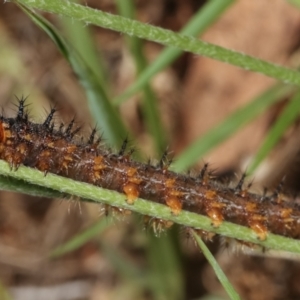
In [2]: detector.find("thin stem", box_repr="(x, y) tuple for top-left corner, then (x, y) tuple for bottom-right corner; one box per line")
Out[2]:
(0, 160), (299, 253)
(13, 0), (300, 86)
(114, 0), (235, 105)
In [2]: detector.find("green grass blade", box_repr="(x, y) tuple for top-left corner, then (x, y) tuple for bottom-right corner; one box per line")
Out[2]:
(18, 4), (128, 148)
(0, 282), (12, 300)
(114, 0), (235, 105)
(51, 217), (144, 282)
(288, 0), (300, 8)
(147, 233), (183, 300)
(49, 218), (112, 258)
(247, 91), (300, 174)
(61, 12), (108, 90)
(115, 0), (167, 152)
(14, 0), (300, 86)
(100, 241), (143, 279)
(192, 230), (240, 300)
(139, 85), (167, 153)
(172, 84), (296, 172)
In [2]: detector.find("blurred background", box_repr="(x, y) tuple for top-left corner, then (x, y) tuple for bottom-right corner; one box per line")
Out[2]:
(1, 0), (300, 299)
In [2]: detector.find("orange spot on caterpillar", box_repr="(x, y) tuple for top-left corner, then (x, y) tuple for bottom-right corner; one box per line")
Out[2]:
(245, 202), (257, 213)
(206, 207), (223, 227)
(94, 156), (104, 166)
(210, 201), (226, 209)
(205, 190), (217, 200)
(165, 196), (182, 215)
(123, 182), (140, 204)
(24, 133), (32, 142)
(126, 167), (137, 177)
(36, 149), (52, 169)
(60, 145), (77, 171)
(125, 167), (142, 185)
(280, 208), (292, 218)
(247, 214), (267, 240)
(165, 178), (176, 188)
(249, 221), (268, 241)
(14, 143), (28, 169)
(93, 156), (106, 179)
(0, 121), (7, 143)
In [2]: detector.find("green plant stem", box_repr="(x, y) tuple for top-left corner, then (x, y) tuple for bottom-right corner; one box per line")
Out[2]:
(192, 231), (240, 300)
(13, 0), (300, 87)
(115, 0), (167, 152)
(247, 91), (300, 174)
(49, 218), (112, 258)
(61, 9), (109, 90)
(19, 3), (128, 148)
(147, 233), (183, 300)
(0, 175), (67, 199)
(172, 84), (295, 172)
(0, 160), (299, 253)
(288, 0), (300, 8)
(114, 0), (235, 105)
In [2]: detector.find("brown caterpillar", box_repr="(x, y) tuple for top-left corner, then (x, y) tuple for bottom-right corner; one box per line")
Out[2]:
(0, 97), (300, 241)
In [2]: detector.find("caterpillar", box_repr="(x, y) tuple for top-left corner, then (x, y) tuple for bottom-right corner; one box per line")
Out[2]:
(0, 97), (300, 242)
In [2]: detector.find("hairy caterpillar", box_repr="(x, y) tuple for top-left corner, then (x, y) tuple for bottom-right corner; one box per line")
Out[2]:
(0, 97), (300, 242)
